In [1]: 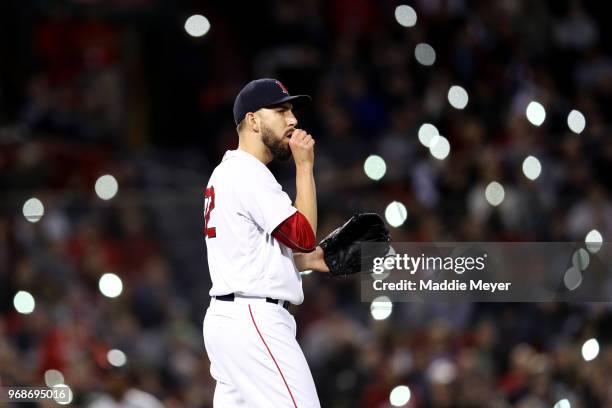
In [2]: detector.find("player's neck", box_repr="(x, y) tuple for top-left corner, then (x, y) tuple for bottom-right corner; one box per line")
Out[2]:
(237, 140), (272, 165)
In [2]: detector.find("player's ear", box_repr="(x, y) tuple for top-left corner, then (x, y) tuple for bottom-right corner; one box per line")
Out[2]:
(246, 112), (259, 133)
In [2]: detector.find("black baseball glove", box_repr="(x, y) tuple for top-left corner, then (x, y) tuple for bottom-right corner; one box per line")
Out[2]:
(319, 213), (391, 277)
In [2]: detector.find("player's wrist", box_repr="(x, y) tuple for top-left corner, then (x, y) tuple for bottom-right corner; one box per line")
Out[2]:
(295, 247), (329, 272)
(313, 246), (330, 272)
(295, 162), (314, 171)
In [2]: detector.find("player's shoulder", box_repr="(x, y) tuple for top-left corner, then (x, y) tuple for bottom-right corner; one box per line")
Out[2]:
(219, 150), (273, 178)
(209, 150), (272, 187)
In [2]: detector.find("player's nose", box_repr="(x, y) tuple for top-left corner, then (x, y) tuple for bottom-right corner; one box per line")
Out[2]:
(286, 111), (298, 127)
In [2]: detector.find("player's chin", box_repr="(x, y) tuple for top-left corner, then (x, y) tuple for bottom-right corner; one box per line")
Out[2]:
(269, 143), (292, 161)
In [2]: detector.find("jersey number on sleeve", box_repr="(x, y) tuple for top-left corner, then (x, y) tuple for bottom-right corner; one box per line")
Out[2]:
(204, 186), (217, 238)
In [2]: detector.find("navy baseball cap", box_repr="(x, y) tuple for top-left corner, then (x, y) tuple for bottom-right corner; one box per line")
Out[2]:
(233, 78), (311, 125)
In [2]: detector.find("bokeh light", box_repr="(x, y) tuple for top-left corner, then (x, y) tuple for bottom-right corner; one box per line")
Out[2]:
(13, 291), (35, 314)
(418, 123), (439, 147)
(522, 155), (542, 180)
(22, 197), (44, 223)
(415, 43), (436, 66)
(389, 385), (411, 406)
(526, 101), (546, 126)
(427, 359), (457, 384)
(429, 135), (450, 160)
(364, 155), (387, 181)
(99, 273), (123, 298)
(563, 266), (582, 291)
(185, 14), (211, 37)
(53, 384), (73, 405)
(447, 85), (469, 109)
(370, 296), (393, 320)
(571, 248), (590, 271)
(107, 349), (127, 367)
(385, 201), (408, 227)
(567, 110), (586, 134)
(581, 338), (599, 361)
(485, 182), (505, 206)
(394, 5), (417, 27)
(44, 369), (65, 387)
(585, 229), (603, 253)
(95, 175), (119, 200)
(554, 399), (571, 408)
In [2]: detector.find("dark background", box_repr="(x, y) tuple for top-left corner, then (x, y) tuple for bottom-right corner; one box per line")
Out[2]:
(1, 0), (612, 407)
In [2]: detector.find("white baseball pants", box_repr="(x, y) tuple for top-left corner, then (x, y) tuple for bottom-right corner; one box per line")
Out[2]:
(203, 296), (321, 408)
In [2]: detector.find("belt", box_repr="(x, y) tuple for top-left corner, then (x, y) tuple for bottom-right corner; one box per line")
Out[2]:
(215, 293), (289, 310)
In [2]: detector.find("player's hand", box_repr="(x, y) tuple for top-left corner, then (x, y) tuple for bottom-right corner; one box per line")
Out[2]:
(289, 129), (315, 167)
(312, 246), (330, 272)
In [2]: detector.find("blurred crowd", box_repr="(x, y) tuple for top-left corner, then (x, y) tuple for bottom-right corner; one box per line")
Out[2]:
(1, 0), (612, 406)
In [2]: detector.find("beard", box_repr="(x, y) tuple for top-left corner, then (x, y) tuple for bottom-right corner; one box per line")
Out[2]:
(261, 124), (291, 161)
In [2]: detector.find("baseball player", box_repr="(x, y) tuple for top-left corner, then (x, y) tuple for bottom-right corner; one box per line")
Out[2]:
(202, 78), (328, 408)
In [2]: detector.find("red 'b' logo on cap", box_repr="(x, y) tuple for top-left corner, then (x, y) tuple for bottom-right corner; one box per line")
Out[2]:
(275, 80), (289, 95)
